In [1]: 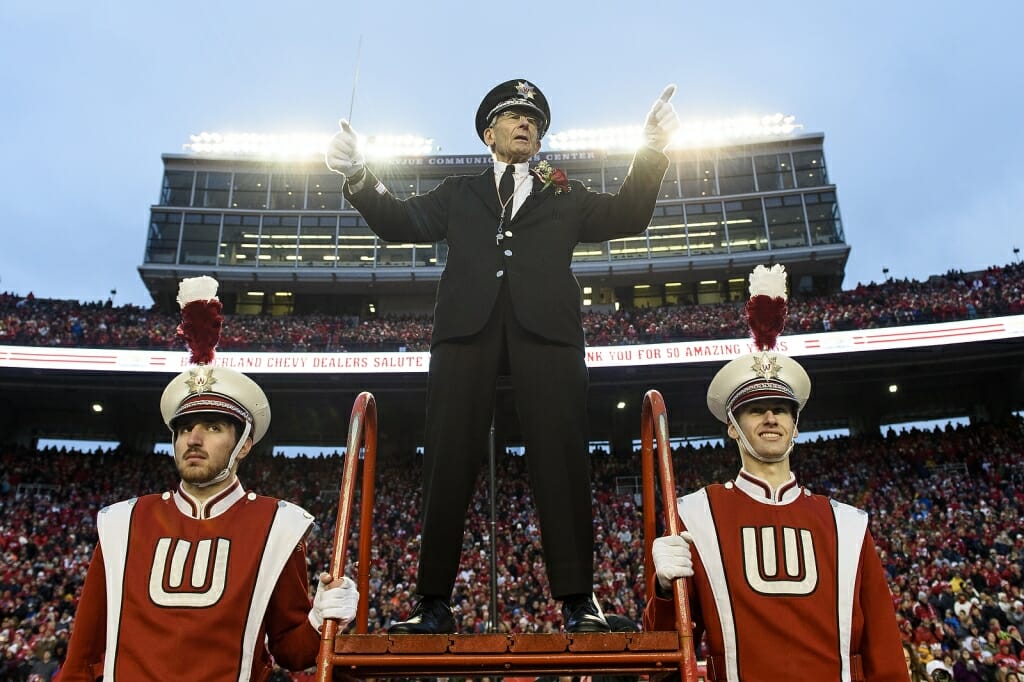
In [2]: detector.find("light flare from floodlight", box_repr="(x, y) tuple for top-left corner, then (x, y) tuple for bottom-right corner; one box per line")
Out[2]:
(547, 113), (803, 152)
(183, 131), (435, 159)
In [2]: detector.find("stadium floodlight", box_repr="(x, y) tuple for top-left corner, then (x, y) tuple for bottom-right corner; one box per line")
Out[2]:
(184, 132), (330, 158)
(547, 113), (803, 152)
(362, 134), (434, 159)
(183, 131), (435, 159)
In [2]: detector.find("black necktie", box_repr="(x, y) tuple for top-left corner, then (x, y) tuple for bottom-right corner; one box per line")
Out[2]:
(499, 165), (515, 224)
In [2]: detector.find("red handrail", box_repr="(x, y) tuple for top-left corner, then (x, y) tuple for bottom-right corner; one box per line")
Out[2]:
(316, 391), (377, 682)
(641, 389), (699, 682)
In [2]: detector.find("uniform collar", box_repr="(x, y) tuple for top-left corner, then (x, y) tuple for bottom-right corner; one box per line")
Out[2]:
(172, 478), (246, 519)
(733, 469), (803, 505)
(494, 159), (530, 178)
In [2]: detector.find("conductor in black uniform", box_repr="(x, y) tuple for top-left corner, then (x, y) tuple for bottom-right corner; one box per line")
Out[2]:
(326, 78), (678, 634)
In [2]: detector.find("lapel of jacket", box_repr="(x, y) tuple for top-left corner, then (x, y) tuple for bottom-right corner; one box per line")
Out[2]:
(512, 169), (553, 223)
(468, 168), (502, 220)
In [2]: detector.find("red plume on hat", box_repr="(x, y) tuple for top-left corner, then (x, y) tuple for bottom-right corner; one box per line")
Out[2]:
(745, 264), (788, 351)
(175, 276), (223, 365)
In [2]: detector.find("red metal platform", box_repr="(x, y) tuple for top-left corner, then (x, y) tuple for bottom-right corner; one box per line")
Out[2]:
(315, 391), (700, 681)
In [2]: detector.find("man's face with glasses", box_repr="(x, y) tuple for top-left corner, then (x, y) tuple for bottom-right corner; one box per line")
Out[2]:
(483, 108), (543, 163)
(494, 109), (542, 128)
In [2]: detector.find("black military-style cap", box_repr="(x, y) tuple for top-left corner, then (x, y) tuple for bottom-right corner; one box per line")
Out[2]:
(475, 79), (550, 141)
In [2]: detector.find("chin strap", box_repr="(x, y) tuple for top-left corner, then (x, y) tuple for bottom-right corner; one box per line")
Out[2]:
(727, 408), (796, 464)
(189, 419), (253, 489)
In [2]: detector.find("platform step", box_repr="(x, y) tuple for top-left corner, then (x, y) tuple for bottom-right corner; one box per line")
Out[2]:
(327, 631), (688, 678)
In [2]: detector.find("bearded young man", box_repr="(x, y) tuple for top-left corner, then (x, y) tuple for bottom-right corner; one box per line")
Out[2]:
(326, 78), (678, 634)
(58, 278), (358, 681)
(645, 265), (908, 682)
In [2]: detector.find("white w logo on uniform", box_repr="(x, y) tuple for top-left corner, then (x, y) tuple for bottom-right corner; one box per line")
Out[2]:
(741, 526), (817, 595)
(149, 537), (230, 607)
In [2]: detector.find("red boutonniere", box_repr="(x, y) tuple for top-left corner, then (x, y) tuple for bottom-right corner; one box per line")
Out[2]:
(533, 161), (570, 195)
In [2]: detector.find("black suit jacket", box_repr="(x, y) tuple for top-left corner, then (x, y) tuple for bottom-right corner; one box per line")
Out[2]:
(345, 147), (670, 350)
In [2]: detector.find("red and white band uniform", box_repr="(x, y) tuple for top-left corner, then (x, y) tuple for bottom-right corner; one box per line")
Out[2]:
(644, 470), (909, 682)
(58, 480), (321, 681)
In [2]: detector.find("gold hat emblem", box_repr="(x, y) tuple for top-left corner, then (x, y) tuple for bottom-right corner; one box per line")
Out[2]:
(184, 366), (217, 394)
(516, 81), (536, 100)
(750, 352), (782, 380)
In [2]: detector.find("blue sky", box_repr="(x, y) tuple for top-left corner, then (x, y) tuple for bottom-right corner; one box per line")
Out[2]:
(2, 0), (1022, 307)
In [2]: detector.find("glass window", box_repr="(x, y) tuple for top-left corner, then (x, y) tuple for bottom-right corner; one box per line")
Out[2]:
(648, 204), (686, 258)
(412, 241), (439, 267)
(220, 214), (261, 266)
(755, 153), (795, 191)
(725, 277), (747, 303)
(235, 293), (264, 315)
(266, 292), (294, 316)
(724, 199), (767, 253)
(269, 173), (306, 210)
(717, 154), (755, 196)
(161, 171), (193, 206)
(685, 202), (726, 254)
(259, 215), (299, 265)
(299, 216), (337, 267)
(679, 157), (716, 198)
(232, 172), (269, 209)
(145, 211), (182, 263)
(180, 213), (221, 265)
(391, 177), (419, 200)
(765, 195), (808, 248)
(373, 168), (418, 200)
(337, 215), (377, 267)
(662, 283), (694, 306)
(573, 166), (602, 192)
(195, 172), (230, 208)
(308, 174), (344, 210)
(696, 279), (725, 305)
(806, 192), (843, 245)
(419, 240), (449, 268)
(658, 161), (680, 200)
(608, 232), (648, 259)
(378, 242), (414, 266)
(574, 240), (609, 262)
(794, 150), (828, 187)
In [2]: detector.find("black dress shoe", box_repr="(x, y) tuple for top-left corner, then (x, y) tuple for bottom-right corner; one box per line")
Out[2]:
(388, 596), (456, 634)
(562, 593), (610, 633)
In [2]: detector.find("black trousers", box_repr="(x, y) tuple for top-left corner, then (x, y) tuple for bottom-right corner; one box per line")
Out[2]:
(415, 283), (594, 599)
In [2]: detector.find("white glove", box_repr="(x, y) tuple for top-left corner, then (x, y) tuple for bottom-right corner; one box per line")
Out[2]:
(652, 531), (694, 590)
(309, 573), (359, 632)
(643, 84), (680, 152)
(325, 120), (365, 179)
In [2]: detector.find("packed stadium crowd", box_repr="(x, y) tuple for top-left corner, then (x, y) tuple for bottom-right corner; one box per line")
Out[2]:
(1, 417), (1023, 680)
(1, 262), (1021, 353)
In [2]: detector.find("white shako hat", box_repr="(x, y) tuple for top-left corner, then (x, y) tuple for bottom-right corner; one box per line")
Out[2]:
(707, 264), (810, 424)
(159, 276), (270, 444)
